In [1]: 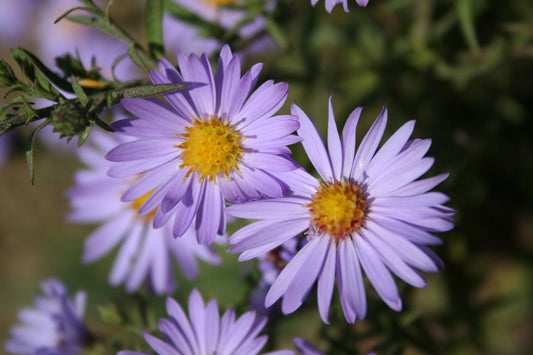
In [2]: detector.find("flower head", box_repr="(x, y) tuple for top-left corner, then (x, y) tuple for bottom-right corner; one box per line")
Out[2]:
(106, 45), (301, 245)
(228, 97), (454, 323)
(118, 289), (283, 355)
(4, 278), (88, 355)
(311, 0), (369, 13)
(67, 129), (221, 295)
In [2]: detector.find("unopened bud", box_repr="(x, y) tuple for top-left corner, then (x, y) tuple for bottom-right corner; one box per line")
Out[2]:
(49, 101), (90, 140)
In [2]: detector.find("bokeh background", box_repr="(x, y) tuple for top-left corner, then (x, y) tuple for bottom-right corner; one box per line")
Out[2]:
(1, 0), (532, 354)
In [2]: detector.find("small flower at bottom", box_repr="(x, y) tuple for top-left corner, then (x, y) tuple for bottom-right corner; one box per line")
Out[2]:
(117, 289), (293, 355)
(106, 45), (301, 245)
(293, 338), (324, 355)
(67, 130), (221, 295)
(311, 0), (369, 13)
(228, 97), (455, 323)
(4, 278), (89, 355)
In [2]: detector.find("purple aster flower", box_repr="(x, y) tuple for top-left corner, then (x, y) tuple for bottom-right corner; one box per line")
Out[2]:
(67, 129), (221, 295)
(118, 289), (293, 355)
(293, 338), (324, 355)
(228, 97), (454, 323)
(163, 15), (220, 57)
(0, 132), (15, 168)
(0, 0), (32, 45)
(250, 238), (303, 315)
(311, 0), (369, 13)
(106, 45), (301, 245)
(4, 278), (88, 355)
(34, 0), (139, 81)
(164, 0), (277, 57)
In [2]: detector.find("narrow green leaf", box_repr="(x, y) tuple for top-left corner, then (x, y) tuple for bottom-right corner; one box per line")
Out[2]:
(121, 83), (189, 98)
(66, 14), (101, 29)
(146, 0), (165, 59)
(54, 6), (93, 23)
(105, 0), (116, 17)
(457, 0), (480, 53)
(94, 118), (114, 132)
(0, 59), (17, 87)
(70, 75), (90, 106)
(127, 46), (148, 70)
(77, 121), (94, 147)
(25, 120), (48, 185)
(10, 47), (35, 82)
(110, 53), (128, 81)
(12, 48), (73, 92)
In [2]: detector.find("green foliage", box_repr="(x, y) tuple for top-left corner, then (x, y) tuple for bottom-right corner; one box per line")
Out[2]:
(145, 0), (165, 59)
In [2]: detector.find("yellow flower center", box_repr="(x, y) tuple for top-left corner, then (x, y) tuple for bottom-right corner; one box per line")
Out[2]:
(177, 116), (243, 182)
(131, 190), (157, 221)
(306, 180), (367, 242)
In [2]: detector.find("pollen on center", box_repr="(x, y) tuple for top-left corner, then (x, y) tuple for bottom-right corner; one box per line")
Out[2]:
(306, 180), (368, 242)
(177, 116), (243, 182)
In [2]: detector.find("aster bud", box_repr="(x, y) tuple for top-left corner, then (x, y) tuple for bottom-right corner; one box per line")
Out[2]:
(49, 101), (91, 140)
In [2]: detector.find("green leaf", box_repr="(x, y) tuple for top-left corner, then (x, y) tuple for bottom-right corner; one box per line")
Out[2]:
(11, 48), (73, 93)
(77, 120), (94, 146)
(105, 0), (116, 17)
(66, 14), (101, 29)
(25, 120), (48, 185)
(54, 6), (94, 24)
(10, 48), (36, 82)
(146, 0), (165, 59)
(97, 304), (123, 325)
(0, 59), (17, 87)
(94, 118), (114, 133)
(70, 75), (90, 106)
(457, 0), (480, 53)
(120, 83), (189, 98)
(127, 46), (148, 70)
(110, 53), (128, 81)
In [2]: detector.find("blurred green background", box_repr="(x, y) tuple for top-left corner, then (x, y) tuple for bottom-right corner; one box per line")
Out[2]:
(1, 0), (532, 354)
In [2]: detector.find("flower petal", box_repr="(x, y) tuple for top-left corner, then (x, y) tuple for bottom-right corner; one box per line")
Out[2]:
(351, 107), (387, 181)
(292, 103), (333, 181)
(327, 96), (343, 180)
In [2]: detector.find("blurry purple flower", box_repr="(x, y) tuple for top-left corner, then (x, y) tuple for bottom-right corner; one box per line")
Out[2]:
(293, 338), (324, 355)
(4, 278), (88, 355)
(164, 0), (277, 56)
(0, 132), (15, 168)
(250, 238), (303, 315)
(35, 0), (139, 81)
(311, 0), (369, 12)
(66, 129), (221, 295)
(228, 97), (454, 323)
(0, 0), (32, 45)
(117, 289), (293, 355)
(106, 45), (301, 245)
(163, 16), (220, 57)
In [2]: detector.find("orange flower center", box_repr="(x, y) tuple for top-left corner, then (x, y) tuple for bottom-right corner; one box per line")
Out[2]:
(306, 180), (367, 241)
